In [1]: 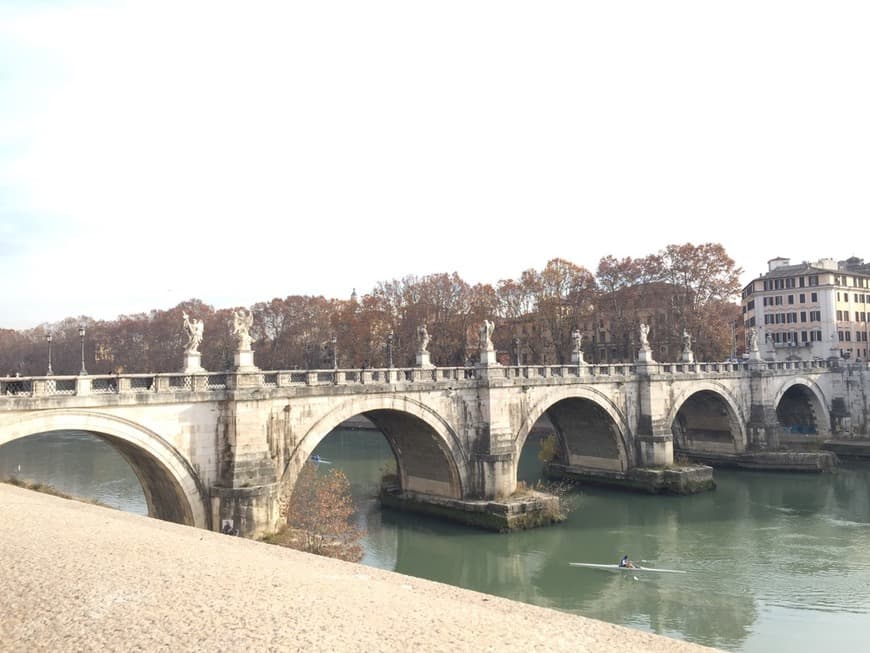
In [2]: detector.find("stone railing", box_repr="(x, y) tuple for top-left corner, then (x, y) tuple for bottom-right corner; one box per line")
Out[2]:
(0, 373), (225, 398)
(0, 367), (477, 398)
(498, 363), (637, 379)
(0, 357), (847, 399)
(658, 361), (748, 375)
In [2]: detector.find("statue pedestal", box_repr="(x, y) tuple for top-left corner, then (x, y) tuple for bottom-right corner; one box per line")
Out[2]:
(234, 349), (258, 372)
(479, 349), (498, 366)
(182, 352), (205, 373)
(571, 351), (586, 365)
(416, 351), (434, 368)
(637, 348), (655, 363)
(680, 351), (695, 364)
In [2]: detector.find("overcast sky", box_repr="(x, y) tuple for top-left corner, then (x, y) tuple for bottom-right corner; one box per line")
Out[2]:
(2, 1), (868, 330)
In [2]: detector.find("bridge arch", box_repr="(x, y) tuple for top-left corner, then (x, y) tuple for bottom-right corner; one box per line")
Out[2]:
(0, 410), (209, 529)
(771, 377), (831, 436)
(281, 395), (468, 501)
(667, 382), (746, 455)
(514, 386), (632, 473)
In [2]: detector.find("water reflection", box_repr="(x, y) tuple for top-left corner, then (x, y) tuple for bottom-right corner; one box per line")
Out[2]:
(0, 431), (147, 514)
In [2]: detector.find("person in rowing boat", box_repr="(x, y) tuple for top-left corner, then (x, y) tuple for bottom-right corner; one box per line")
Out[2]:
(618, 554), (636, 569)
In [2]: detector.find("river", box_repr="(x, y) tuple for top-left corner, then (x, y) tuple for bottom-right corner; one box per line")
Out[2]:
(2, 427), (868, 653)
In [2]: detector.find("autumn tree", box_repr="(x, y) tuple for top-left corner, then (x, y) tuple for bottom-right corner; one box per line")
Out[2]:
(497, 259), (596, 364)
(251, 296), (334, 369)
(655, 243), (742, 359)
(278, 462), (365, 562)
(367, 273), (496, 367)
(593, 245), (741, 361)
(595, 255), (658, 361)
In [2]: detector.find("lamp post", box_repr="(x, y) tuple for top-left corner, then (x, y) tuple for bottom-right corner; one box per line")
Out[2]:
(331, 335), (337, 369)
(731, 320), (737, 361)
(513, 337), (521, 366)
(387, 331), (394, 368)
(79, 325), (87, 375)
(46, 332), (53, 376)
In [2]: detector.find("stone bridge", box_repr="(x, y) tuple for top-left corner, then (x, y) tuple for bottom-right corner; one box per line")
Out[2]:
(0, 357), (865, 536)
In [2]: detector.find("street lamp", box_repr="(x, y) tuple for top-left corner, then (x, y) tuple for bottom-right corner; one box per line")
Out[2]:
(79, 325), (87, 375)
(46, 332), (53, 376)
(513, 337), (521, 367)
(331, 335), (337, 369)
(387, 331), (394, 368)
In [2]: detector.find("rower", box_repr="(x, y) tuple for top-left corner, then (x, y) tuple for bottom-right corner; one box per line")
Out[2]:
(619, 554), (636, 569)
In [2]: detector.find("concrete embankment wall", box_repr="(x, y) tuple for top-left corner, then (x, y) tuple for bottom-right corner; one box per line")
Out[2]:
(0, 484), (720, 653)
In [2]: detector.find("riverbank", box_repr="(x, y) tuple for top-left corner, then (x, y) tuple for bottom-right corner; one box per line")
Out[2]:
(0, 483), (720, 652)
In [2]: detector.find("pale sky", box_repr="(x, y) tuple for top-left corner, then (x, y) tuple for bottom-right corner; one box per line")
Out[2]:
(2, 1), (868, 330)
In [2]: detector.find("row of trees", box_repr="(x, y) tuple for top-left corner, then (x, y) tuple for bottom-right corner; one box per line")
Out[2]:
(0, 243), (743, 375)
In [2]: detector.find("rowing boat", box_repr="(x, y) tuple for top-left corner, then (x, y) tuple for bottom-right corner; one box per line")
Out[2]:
(569, 562), (686, 574)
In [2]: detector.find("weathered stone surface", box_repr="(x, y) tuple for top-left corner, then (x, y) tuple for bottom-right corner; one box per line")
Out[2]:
(380, 488), (564, 532)
(547, 463), (715, 495)
(737, 451), (837, 472)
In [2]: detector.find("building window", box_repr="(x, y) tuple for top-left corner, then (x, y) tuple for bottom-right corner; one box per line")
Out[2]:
(799, 293), (805, 303)
(788, 295), (794, 304)
(811, 292), (818, 302)
(748, 300), (755, 310)
(810, 310), (821, 321)
(801, 331), (808, 342)
(809, 275), (819, 286)
(800, 311), (807, 322)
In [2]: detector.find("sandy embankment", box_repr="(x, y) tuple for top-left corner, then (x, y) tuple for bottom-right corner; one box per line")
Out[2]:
(0, 484), (720, 652)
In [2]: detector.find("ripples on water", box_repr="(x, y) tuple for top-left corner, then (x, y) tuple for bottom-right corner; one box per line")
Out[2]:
(2, 429), (869, 653)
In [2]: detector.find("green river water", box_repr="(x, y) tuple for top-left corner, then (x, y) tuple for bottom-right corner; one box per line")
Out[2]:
(2, 427), (869, 652)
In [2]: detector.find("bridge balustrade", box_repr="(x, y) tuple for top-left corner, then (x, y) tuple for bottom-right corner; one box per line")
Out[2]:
(0, 356), (850, 400)
(45, 378), (76, 395)
(129, 376), (155, 392)
(91, 377), (118, 394)
(206, 374), (227, 390)
(261, 373), (278, 388)
(0, 379), (32, 396)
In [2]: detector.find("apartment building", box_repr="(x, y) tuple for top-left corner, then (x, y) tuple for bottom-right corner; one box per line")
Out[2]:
(741, 256), (870, 361)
